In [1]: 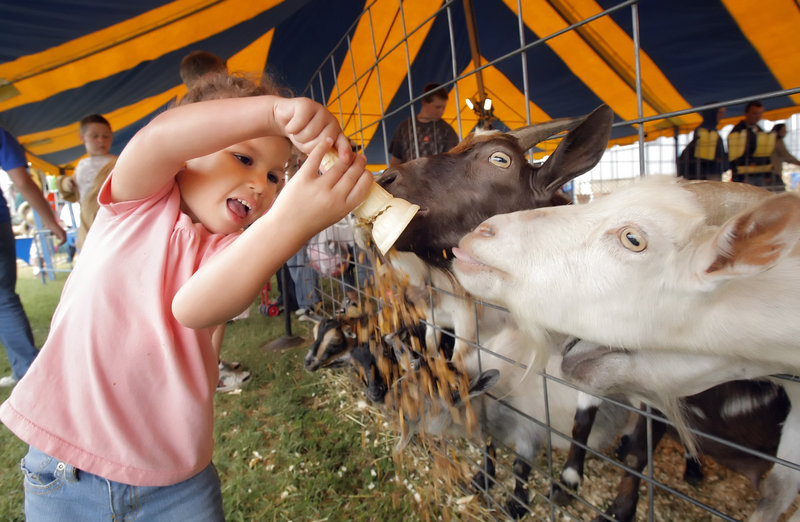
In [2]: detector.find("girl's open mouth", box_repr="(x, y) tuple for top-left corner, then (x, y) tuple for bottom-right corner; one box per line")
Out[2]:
(227, 198), (252, 219)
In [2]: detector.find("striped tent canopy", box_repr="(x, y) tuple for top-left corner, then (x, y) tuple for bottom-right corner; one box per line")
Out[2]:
(1, 0), (798, 174)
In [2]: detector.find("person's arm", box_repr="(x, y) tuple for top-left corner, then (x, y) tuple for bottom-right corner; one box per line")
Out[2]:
(171, 97), (374, 329)
(775, 139), (800, 166)
(111, 95), (354, 204)
(6, 165), (66, 244)
(173, 140), (372, 329)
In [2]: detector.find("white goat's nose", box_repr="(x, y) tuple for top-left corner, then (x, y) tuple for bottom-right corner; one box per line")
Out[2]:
(477, 223), (495, 237)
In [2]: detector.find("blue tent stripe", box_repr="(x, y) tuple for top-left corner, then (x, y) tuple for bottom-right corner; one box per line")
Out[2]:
(0, 1), (172, 62)
(598, 0), (790, 113)
(2, 0), (317, 161)
(476, 0), (607, 120)
(268, 0), (365, 95)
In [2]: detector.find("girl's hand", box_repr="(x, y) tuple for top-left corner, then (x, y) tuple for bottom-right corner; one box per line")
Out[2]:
(273, 97), (353, 162)
(172, 139), (371, 331)
(270, 139), (373, 237)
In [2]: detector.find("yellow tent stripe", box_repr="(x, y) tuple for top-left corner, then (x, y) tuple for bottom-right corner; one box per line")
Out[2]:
(228, 29), (274, 81)
(447, 62), (551, 137)
(0, 0), (282, 112)
(723, 0), (800, 104)
(18, 31), (276, 166)
(25, 153), (61, 176)
(1, 0), (218, 81)
(331, 0), (441, 149)
(19, 88), (184, 158)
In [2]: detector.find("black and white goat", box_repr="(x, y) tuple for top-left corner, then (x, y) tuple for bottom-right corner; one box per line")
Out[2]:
(371, 106), (623, 517)
(302, 312), (395, 403)
(553, 374), (792, 522)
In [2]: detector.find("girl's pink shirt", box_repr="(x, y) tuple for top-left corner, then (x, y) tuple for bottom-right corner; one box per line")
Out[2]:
(0, 174), (238, 486)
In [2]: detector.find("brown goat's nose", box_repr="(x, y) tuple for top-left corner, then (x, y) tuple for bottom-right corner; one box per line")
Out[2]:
(477, 223), (495, 237)
(377, 170), (397, 188)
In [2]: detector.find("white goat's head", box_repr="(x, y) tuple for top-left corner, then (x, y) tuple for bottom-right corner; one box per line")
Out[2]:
(452, 177), (800, 373)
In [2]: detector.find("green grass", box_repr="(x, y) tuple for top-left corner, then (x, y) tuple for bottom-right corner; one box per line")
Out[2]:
(0, 263), (451, 521)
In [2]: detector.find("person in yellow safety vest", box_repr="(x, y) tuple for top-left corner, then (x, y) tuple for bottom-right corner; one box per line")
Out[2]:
(728, 100), (779, 190)
(677, 105), (727, 180)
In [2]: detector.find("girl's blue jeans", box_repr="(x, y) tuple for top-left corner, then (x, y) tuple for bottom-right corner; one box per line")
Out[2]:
(21, 446), (225, 521)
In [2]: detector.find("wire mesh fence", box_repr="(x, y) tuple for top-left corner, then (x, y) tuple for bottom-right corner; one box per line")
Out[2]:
(287, 1), (800, 519)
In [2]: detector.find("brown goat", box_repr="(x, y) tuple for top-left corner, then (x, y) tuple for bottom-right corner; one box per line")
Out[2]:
(378, 104), (613, 269)
(373, 105), (613, 359)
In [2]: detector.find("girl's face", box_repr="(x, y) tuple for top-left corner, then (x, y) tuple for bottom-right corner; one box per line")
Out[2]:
(177, 136), (291, 234)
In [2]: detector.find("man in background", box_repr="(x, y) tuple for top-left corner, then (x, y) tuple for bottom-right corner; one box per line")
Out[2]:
(728, 100), (776, 189)
(388, 83), (459, 166)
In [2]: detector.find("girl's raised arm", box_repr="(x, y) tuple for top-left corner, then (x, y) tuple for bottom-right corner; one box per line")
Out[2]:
(110, 96), (352, 203)
(172, 140), (372, 329)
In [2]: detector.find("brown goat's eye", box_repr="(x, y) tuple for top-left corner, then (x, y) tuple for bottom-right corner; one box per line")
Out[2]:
(489, 152), (511, 168)
(619, 227), (646, 252)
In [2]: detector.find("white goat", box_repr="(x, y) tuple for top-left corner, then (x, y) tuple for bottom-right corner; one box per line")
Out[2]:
(451, 177), (800, 521)
(452, 177), (800, 374)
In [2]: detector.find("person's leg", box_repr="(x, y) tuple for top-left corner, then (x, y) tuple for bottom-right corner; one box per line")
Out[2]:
(351, 245), (373, 296)
(0, 221), (39, 381)
(22, 446), (225, 522)
(288, 250), (319, 311)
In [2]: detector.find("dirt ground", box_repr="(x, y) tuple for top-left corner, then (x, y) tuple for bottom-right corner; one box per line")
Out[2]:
(324, 369), (799, 521)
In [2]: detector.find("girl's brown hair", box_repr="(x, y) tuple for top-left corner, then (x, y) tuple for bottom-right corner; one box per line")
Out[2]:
(178, 72), (292, 106)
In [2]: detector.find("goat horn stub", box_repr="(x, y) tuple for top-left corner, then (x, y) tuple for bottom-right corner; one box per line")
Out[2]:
(507, 116), (582, 152)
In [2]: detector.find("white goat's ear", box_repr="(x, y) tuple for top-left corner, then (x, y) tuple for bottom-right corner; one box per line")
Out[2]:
(702, 193), (800, 280)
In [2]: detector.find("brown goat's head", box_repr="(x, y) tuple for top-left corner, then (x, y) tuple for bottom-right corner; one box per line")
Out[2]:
(377, 104), (613, 267)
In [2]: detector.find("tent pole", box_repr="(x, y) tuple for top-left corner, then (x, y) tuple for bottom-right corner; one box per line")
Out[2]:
(462, 0), (486, 102)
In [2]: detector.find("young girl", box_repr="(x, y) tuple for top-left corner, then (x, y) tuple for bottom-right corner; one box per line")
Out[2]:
(0, 73), (372, 520)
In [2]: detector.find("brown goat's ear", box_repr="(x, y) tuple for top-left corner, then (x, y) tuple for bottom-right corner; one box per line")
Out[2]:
(704, 193), (800, 280)
(531, 104), (613, 198)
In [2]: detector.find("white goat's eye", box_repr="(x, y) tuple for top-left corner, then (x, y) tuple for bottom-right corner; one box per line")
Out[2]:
(489, 152), (511, 168)
(619, 227), (646, 252)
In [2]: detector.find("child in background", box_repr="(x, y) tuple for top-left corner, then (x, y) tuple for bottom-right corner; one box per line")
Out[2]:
(57, 114), (116, 248)
(179, 50), (227, 90)
(0, 72), (372, 520)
